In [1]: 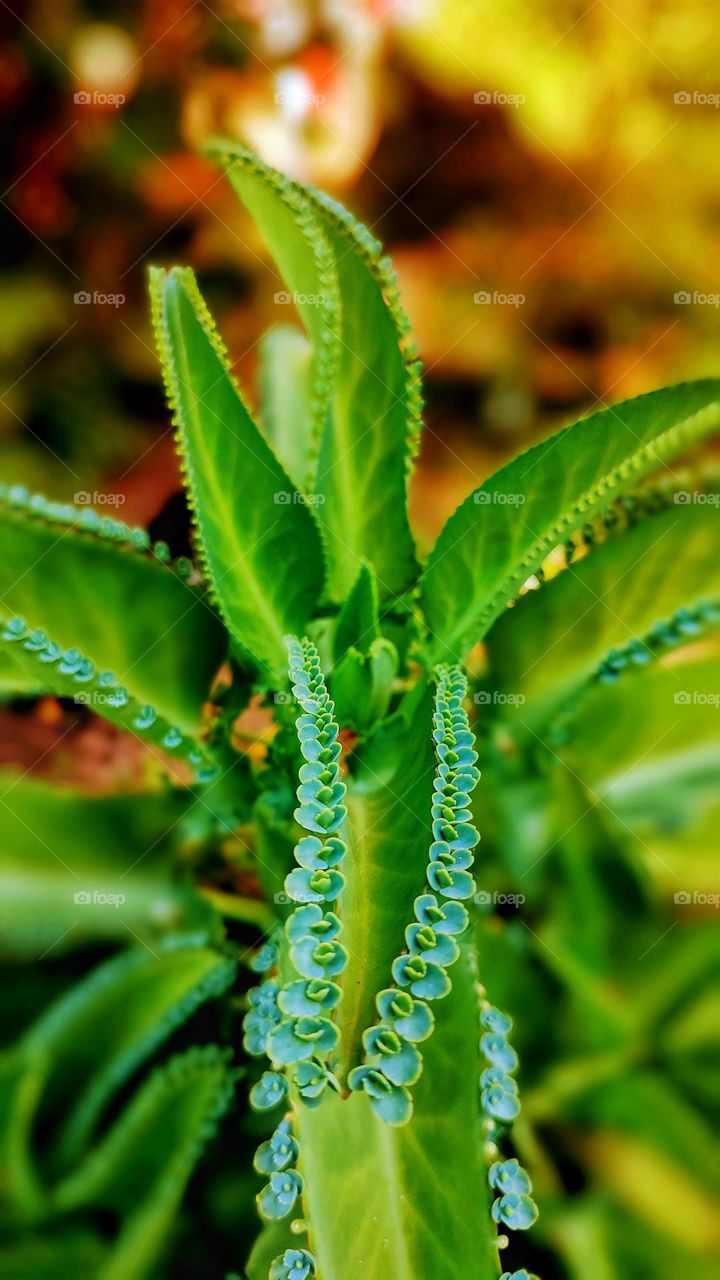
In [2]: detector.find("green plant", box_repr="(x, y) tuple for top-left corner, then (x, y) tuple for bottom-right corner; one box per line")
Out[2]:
(0, 143), (719, 1280)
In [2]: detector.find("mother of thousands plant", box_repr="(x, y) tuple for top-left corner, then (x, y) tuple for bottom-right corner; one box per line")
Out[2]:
(1, 142), (719, 1279)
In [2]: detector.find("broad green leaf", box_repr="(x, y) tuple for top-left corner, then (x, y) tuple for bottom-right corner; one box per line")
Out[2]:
(486, 504), (720, 728)
(22, 937), (235, 1173)
(207, 142), (420, 600)
(421, 380), (720, 661)
(0, 774), (219, 960)
(0, 499), (225, 731)
(54, 1046), (235, 1280)
(282, 949), (497, 1280)
(150, 266), (325, 677)
(336, 687), (435, 1072)
(333, 561), (380, 662)
(258, 325), (315, 491)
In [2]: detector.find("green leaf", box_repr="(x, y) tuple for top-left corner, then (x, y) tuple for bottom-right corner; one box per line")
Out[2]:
(22, 936), (236, 1174)
(285, 949), (497, 1280)
(0, 499), (226, 731)
(0, 1048), (45, 1218)
(331, 639), (398, 732)
(150, 265), (325, 678)
(336, 688), (435, 1073)
(304, 187), (421, 601)
(333, 561), (380, 662)
(421, 380), (720, 661)
(204, 140), (339, 484)
(0, 774), (219, 960)
(54, 1046), (235, 1280)
(0, 1232), (107, 1278)
(486, 503), (720, 729)
(206, 141), (420, 600)
(0, 618), (214, 774)
(258, 325), (315, 492)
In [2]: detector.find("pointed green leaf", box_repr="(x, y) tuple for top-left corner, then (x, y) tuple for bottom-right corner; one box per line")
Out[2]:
(204, 140), (339, 485)
(206, 142), (420, 600)
(305, 187), (421, 600)
(421, 380), (720, 660)
(333, 561), (380, 661)
(22, 937), (236, 1173)
(150, 265), (325, 677)
(0, 498), (225, 730)
(0, 774), (219, 960)
(54, 1046), (235, 1280)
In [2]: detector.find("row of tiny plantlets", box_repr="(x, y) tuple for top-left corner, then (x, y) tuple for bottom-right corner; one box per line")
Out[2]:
(0, 482), (196, 578)
(242, 637), (350, 1279)
(0, 615), (217, 783)
(477, 994), (539, 1255)
(545, 597), (720, 748)
(348, 663), (480, 1125)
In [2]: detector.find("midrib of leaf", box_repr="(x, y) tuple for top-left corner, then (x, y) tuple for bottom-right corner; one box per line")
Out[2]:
(431, 399), (720, 656)
(374, 1122), (421, 1280)
(168, 306), (286, 660)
